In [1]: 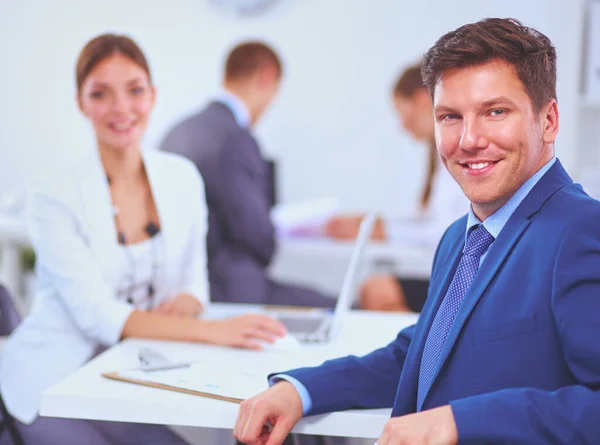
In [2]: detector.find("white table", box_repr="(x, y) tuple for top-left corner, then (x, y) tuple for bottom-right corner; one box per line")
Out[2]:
(270, 237), (434, 297)
(40, 305), (419, 439)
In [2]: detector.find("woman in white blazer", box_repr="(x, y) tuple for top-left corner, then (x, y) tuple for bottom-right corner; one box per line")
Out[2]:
(0, 34), (285, 445)
(326, 62), (468, 313)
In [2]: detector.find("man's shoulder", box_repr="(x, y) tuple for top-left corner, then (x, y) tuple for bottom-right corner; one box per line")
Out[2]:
(431, 215), (468, 265)
(540, 182), (600, 226)
(441, 215), (469, 244)
(163, 103), (250, 152)
(163, 106), (211, 136)
(180, 102), (239, 127)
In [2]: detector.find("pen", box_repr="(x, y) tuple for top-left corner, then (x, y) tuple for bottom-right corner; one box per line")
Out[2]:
(138, 348), (191, 372)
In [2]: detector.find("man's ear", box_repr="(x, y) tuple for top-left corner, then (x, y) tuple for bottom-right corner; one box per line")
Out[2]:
(541, 99), (559, 144)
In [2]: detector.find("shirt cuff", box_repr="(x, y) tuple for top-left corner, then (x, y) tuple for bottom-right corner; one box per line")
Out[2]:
(269, 374), (313, 415)
(101, 300), (135, 346)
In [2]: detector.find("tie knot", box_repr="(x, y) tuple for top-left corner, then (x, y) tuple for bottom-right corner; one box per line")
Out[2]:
(464, 224), (494, 257)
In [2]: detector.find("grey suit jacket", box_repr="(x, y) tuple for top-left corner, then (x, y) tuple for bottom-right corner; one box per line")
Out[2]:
(161, 102), (333, 307)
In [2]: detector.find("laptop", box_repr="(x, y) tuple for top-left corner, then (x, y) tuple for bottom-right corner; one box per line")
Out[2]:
(267, 212), (377, 343)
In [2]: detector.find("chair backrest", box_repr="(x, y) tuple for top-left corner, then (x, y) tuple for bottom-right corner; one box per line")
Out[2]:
(0, 285), (21, 336)
(0, 284), (24, 444)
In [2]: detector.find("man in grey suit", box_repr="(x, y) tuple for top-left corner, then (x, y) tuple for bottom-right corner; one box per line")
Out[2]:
(161, 41), (333, 308)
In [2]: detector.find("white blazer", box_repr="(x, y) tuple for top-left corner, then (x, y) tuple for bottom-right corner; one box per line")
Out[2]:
(0, 149), (209, 424)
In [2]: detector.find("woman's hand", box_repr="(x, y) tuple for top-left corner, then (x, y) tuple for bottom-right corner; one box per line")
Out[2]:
(325, 215), (363, 239)
(201, 314), (287, 350)
(152, 292), (204, 318)
(325, 215), (387, 240)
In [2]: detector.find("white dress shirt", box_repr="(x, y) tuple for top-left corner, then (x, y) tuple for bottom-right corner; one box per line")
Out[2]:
(114, 233), (165, 311)
(215, 89), (251, 128)
(0, 149), (210, 424)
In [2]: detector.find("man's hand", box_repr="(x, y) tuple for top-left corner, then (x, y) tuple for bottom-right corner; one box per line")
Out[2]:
(376, 405), (458, 445)
(152, 293), (203, 318)
(234, 381), (304, 445)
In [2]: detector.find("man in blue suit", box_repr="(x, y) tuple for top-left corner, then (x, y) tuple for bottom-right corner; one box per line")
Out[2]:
(234, 18), (600, 445)
(161, 42), (333, 308)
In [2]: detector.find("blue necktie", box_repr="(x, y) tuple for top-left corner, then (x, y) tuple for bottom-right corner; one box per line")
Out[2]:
(417, 224), (494, 410)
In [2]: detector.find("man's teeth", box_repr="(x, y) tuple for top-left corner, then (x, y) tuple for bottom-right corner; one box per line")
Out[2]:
(468, 162), (491, 170)
(113, 123), (132, 131)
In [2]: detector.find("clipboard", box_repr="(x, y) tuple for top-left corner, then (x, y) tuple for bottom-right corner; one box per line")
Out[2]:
(102, 371), (243, 403)
(101, 361), (269, 404)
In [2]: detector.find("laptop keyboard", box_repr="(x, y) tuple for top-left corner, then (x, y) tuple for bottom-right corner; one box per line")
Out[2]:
(278, 317), (324, 334)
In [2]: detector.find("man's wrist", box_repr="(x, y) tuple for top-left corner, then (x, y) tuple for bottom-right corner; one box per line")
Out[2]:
(272, 380), (304, 420)
(269, 374), (312, 415)
(440, 405), (459, 445)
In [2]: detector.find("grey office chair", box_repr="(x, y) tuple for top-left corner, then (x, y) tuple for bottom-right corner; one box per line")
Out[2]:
(0, 284), (24, 445)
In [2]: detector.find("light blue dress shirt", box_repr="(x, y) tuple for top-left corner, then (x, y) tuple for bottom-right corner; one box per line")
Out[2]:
(274, 157), (557, 415)
(465, 157), (556, 263)
(215, 90), (251, 128)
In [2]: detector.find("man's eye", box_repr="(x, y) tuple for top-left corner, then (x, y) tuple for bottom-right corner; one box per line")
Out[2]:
(441, 114), (459, 122)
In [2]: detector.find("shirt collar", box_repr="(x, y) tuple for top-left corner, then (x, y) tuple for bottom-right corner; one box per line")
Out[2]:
(465, 157), (557, 242)
(215, 90), (251, 128)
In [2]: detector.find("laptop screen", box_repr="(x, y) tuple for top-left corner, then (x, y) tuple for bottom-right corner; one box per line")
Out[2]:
(328, 212), (377, 339)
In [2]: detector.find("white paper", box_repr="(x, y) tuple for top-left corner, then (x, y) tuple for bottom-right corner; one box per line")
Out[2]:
(118, 361), (269, 400)
(271, 197), (340, 235)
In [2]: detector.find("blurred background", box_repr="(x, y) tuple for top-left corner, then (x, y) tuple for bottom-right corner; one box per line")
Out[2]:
(1, 0), (599, 319)
(1, 1), (600, 443)
(0, 0), (595, 215)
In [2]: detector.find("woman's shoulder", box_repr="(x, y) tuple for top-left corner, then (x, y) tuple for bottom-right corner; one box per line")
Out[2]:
(145, 150), (205, 193)
(28, 151), (99, 201)
(145, 150), (197, 175)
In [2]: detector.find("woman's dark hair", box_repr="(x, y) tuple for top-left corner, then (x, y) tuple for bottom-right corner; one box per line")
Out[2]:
(394, 62), (437, 209)
(76, 34), (151, 91)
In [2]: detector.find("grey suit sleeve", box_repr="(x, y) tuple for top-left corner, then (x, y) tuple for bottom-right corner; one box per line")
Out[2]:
(215, 131), (276, 266)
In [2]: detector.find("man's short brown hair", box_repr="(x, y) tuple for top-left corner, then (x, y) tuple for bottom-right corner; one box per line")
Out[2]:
(224, 41), (282, 81)
(422, 18), (557, 112)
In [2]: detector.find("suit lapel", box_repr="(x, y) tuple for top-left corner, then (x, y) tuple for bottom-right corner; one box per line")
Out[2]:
(143, 151), (176, 292)
(391, 229), (465, 416)
(78, 150), (179, 295)
(428, 218), (530, 392)
(77, 150), (118, 253)
(418, 160), (573, 407)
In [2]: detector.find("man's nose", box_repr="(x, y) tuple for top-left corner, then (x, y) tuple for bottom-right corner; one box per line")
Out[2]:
(459, 118), (488, 152)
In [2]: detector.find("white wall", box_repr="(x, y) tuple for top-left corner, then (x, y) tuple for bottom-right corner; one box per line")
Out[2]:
(0, 0), (583, 215)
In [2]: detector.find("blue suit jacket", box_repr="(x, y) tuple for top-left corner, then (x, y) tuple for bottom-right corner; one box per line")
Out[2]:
(161, 102), (333, 307)
(285, 161), (600, 444)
